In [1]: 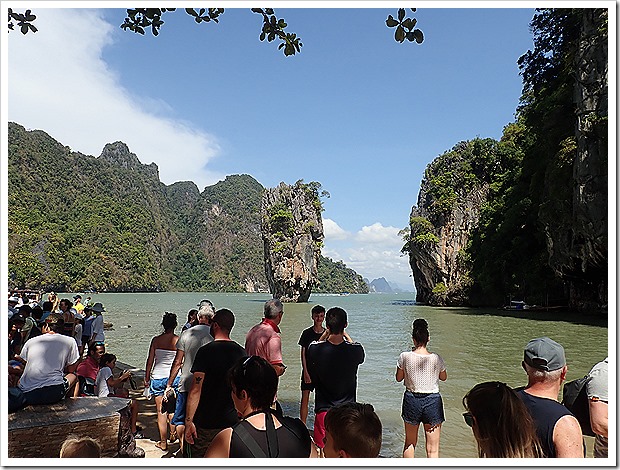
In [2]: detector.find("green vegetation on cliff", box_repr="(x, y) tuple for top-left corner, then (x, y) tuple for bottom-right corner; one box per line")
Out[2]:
(404, 9), (607, 311)
(8, 124), (367, 294)
(316, 256), (369, 294)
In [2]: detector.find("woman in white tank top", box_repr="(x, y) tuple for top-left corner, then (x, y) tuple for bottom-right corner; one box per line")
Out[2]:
(145, 312), (180, 451)
(395, 318), (447, 458)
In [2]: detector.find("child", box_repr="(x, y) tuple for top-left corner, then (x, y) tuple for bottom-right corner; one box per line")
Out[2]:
(323, 402), (382, 458)
(59, 436), (102, 458)
(95, 353), (143, 439)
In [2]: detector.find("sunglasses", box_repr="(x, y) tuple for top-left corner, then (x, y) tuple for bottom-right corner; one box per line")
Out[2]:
(462, 412), (475, 427)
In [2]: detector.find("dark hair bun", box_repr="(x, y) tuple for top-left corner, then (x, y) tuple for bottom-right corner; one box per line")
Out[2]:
(413, 318), (428, 330)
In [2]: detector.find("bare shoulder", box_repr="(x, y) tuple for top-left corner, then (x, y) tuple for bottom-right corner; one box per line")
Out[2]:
(553, 414), (584, 457)
(205, 428), (233, 458)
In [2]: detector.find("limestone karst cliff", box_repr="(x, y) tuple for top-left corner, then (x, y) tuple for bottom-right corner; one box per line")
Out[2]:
(261, 181), (325, 302)
(406, 140), (494, 306)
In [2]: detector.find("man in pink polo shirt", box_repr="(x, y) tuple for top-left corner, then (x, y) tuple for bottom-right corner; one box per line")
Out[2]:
(245, 299), (286, 377)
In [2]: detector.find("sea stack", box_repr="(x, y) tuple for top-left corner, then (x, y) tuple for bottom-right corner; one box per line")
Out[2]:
(261, 181), (324, 302)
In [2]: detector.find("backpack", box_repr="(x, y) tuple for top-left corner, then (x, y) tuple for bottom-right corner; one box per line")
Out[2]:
(562, 375), (595, 437)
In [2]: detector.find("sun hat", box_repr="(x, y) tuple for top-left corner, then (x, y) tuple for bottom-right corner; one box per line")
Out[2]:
(523, 337), (566, 372)
(91, 302), (106, 313)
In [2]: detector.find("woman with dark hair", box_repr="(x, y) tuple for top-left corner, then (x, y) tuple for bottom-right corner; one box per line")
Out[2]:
(182, 309), (199, 332)
(463, 381), (543, 458)
(145, 312), (180, 451)
(206, 356), (318, 458)
(395, 318), (447, 458)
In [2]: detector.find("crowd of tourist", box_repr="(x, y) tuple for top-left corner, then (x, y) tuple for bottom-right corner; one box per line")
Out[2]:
(8, 293), (608, 460)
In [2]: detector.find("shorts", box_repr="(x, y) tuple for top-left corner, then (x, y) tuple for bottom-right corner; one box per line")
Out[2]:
(401, 391), (445, 427)
(301, 377), (315, 392)
(313, 410), (327, 449)
(186, 427), (222, 458)
(23, 378), (70, 406)
(171, 391), (187, 426)
(150, 376), (179, 397)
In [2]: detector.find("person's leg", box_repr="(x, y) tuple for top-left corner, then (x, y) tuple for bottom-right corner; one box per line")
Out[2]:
(403, 422), (420, 458)
(313, 410), (327, 457)
(154, 395), (168, 449)
(171, 391), (187, 453)
(423, 423), (442, 458)
(64, 373), (78, 397)
(130, 399), (139, 434)
(300, 389), (310, 425)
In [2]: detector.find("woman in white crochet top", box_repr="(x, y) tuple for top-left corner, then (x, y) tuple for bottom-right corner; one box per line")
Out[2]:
(395, 318), (447, 458)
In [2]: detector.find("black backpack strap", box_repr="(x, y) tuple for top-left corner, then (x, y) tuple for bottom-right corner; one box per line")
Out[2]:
(264, 410), (279, 458)
(234, 421), (267, 458)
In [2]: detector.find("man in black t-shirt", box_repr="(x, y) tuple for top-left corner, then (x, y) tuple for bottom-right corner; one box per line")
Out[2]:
(307, 307), (364, 455)
(298, 305), (326, 425)
(184, 308), (247, 458)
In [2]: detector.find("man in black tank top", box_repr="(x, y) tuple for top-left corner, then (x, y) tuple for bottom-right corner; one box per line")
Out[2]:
(518, 337), (584, 457)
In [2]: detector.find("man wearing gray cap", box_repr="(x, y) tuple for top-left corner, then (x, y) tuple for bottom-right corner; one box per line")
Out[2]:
(517, 337), (584, 458)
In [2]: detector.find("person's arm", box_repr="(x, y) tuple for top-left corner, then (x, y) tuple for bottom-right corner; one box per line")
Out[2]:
(144, 337), (156, 385)
(343, 330), (353, 342)
(166, 349), (184, 389)
(301, 347), (311, 383)
(269, 335), (286, 376)
(107, 370), (131, 388)
(589, 400), (608, 437)
(553, 415), (584, 457)
(65, 360), (80, 374)
(439, 369), (447, 381)
(205, 428), (233, 458)
(395, 366), (404, 382)
(184, 372), (205, 445)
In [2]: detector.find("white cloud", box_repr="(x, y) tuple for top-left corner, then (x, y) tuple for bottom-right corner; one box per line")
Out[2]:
(323, 218), (350, 241)
(7, 9), (223, 191)
(322, 221), (413, 290)
(355, 222), (402, 246)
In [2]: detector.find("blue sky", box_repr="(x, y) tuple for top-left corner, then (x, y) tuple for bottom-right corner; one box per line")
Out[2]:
(5, 3), (539, 289)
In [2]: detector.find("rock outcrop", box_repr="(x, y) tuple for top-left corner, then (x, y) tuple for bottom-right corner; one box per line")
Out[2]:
(540, 9), (608, 313)
(99, 142), (160, 180)
(408, 181), (487, 306)
(261, 181), (324, 302)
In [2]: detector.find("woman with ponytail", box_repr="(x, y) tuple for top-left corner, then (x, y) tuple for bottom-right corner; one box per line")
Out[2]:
(463, 381), (543, 458)
(395, 318), (447, 458)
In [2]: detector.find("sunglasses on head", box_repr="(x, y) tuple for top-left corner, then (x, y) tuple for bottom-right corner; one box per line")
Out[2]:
(462, 412), (474, 427)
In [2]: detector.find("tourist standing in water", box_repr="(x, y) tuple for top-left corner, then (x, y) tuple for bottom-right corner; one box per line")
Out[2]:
(297, 304), (325, 425)
(395, 318), (447, 458)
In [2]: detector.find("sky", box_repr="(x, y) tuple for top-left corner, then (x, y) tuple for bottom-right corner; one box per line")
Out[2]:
(4, 2), (540, 290)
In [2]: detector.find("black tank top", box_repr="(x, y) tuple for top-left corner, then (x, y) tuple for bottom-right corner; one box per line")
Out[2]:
(229, 414), (311, 458)
(517, 389), (573, 457)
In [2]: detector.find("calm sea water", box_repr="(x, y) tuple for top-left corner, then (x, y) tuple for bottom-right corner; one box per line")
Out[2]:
(79, 292), (608, 459)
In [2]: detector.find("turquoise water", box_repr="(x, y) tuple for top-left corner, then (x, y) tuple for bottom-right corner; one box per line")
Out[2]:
(83, 292), (608, 458)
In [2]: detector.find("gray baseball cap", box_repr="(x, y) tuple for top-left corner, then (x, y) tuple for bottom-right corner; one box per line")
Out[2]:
(523, 337), (566, 371)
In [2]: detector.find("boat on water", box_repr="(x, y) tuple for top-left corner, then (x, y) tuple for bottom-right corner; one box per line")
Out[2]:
(503, 300), (535, 311)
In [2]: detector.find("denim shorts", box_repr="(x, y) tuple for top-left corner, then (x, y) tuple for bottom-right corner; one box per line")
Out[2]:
(150, 376), (179, 397)
(171, 391), (187, 426)
(401, 391), (445, 427)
